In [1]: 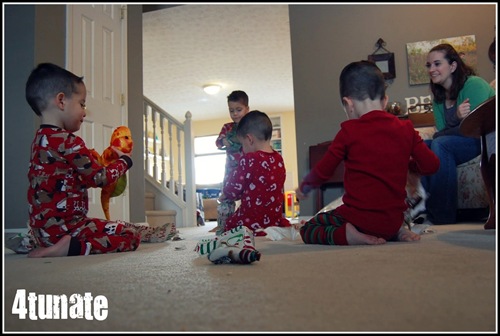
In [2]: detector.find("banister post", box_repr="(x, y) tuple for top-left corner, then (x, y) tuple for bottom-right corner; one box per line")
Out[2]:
(184, 111), (197, 227)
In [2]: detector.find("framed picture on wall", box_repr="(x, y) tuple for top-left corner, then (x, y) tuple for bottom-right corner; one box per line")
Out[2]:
(406, 35), (477, 85)
(368, 53), (396, 80)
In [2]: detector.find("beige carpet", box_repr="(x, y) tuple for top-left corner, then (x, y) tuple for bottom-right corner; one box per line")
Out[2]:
(3, 221), (497, 333)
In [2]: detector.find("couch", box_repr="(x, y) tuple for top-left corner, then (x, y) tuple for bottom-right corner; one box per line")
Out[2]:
(202, 198), (218, 221)
(196, 184), (222, 222)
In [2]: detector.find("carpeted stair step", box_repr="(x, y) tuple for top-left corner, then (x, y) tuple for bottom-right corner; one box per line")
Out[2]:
(145, 210), (177, 228)
(145, 192), (155, 211)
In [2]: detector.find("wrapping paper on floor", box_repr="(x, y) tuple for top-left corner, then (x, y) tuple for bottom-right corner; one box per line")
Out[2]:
(131, 222), (176, 243)
(263, 226), (301, 241)
(215, 200), (235, 236)
(5, 233), (35, 254)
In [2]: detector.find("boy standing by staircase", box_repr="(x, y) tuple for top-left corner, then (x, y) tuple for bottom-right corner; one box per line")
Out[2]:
(211, 90), (250, 235)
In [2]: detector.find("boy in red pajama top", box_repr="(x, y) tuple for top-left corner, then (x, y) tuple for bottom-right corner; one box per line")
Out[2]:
(25, 63), (142, 257)
(221, 110), (291, 236)
(296, 61), (440, 245)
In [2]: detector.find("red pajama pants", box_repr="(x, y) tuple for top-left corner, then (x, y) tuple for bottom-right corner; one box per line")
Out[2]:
(30, 218), (141, 255)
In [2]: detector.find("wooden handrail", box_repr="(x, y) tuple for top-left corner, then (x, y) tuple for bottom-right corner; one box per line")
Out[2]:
(143, 96), (196, 227)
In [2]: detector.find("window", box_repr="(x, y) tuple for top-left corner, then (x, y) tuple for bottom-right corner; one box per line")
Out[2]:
(194, 135), (225, 185)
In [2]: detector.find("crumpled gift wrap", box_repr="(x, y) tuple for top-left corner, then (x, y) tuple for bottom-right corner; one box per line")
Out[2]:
(194, 225), (261, 264)
(403, 180), (428, 231)
(130, 222), (176, 243)
(214, 199), (235, 236)
(5, 233), (35, 254)
(263, 226), (301, 241)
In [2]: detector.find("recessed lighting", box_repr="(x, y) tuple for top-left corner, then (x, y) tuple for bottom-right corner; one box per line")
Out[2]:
(203, 84), (221, 95)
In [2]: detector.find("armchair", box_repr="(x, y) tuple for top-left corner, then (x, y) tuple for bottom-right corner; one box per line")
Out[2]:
(414, 125), (489, 212)
(459, 95), (496, 229)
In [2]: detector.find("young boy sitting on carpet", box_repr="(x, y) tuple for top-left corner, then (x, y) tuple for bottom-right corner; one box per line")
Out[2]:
(24, 63), (152, 257)
(295, 60), (440, 245)
(220, 110), (291, 236)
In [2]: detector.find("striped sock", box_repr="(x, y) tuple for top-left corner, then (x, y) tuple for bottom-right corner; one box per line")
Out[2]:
(238, 248), (261, 264)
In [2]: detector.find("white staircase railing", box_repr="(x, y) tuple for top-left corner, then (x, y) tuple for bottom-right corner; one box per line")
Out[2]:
(143, 96), (196, 227)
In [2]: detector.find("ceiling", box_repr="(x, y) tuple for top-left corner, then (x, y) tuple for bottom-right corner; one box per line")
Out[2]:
(142, 4), (295, 122)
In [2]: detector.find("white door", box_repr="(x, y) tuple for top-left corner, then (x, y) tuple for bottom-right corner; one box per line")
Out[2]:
(66, 4), (130, 221)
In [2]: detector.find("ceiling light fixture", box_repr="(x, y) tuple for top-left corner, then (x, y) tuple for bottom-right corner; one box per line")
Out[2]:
(203, 84), (221, 95)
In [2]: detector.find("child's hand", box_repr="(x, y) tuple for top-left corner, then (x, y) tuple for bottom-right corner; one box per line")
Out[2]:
(218, 193), (227, 202)
(295, 187), (308, 201)
(89, 148), (101, 162)
(112, 146), (132, 158)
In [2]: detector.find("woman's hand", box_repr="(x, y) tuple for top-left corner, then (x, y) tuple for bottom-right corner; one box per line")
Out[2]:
(456, 98), (471, 120)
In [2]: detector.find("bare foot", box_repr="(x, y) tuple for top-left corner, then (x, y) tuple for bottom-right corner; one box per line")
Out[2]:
(345, 222), (386, 245)
(28, 235), (72, 258)
(396, 226), (421, 242)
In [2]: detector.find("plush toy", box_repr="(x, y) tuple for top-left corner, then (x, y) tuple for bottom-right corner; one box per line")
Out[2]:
(195, 226), (261, 265)
(208, 246), (261, 264)
(90, 126), (133, 220)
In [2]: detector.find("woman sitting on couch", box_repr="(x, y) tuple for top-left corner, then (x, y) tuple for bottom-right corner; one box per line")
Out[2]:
(420, 43), (495, 224)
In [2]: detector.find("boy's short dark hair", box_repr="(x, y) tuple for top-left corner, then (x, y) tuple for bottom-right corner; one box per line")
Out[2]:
(227, 90), (249, 106)
(339, 60), (386, 101)
(236, 110), (272, 141)
(26, 63), (84, 116)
